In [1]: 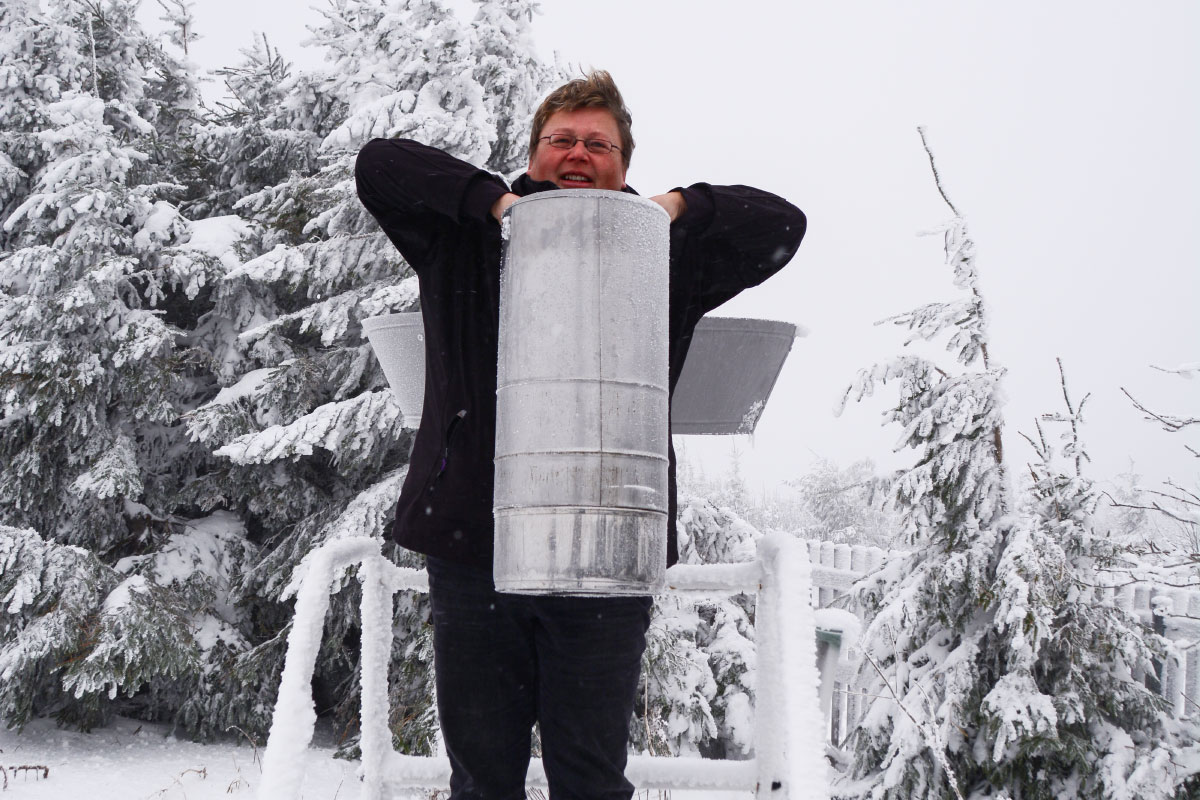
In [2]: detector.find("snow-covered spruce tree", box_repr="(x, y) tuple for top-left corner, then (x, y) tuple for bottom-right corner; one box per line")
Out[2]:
(469, 0), (564, 175)
(182, 36), (325, 220)
(833, 130), (1011, 800)
(0, 0), (78, 252)
(1007, 361), (1199, 796)
(0, 0), (261, 734)
(833, 130), (1196, 799)
(636, 590), (719, 757)
(180, 0), (563, 753)
(681, 495), (761, 760)
(632, 493), (760, 759)
(716, 440), (752, 517)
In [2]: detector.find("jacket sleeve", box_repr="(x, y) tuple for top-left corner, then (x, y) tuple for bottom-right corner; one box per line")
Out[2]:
(354, 138), (511, 271)
(670, 182), (806, 313)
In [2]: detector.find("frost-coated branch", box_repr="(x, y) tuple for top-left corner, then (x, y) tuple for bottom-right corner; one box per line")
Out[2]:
(86, 13), (100, 98)
(1110, 498), (1198, 529)
(1121, 387), (1200, 437)
(1050, 358), (1091, 477)
(917, 126), (959, 217)
(155, 0), (197, 57)
(1150, 362), (1200, 378)
(860, 649), (968, 800)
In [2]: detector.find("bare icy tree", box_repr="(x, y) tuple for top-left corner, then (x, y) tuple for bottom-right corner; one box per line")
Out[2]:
(1108, 364), (1200, 573)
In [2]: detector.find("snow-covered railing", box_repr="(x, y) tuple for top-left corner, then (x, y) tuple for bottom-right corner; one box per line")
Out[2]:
(257, 534), (831, 800)
(255, 535), (1200, 799)
(1093, 576), (1200, 720)
(802, 540), (1200, 732)
(799, 540), (887, 745)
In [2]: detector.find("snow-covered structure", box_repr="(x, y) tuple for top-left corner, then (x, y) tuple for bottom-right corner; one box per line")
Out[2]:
(256, 534), (831, 799)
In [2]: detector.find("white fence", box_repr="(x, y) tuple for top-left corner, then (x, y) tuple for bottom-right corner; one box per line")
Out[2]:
(257, 534), (830, 800)
(802, 540), (1200, 740)
(255, 536), (1200, 799)
(1080, 572), (1200, 719)
(801, 540), (888, 747)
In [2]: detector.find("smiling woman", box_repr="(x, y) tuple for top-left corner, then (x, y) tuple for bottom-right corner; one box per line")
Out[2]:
(529, 107), (628, 190)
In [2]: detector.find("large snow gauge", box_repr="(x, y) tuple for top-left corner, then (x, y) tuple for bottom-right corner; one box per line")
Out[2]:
(362, 196), (800, 597)
(492, 189), (671, 595)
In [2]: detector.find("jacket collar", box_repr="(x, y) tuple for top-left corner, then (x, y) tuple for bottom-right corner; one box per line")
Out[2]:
(510, 173), (639, 197)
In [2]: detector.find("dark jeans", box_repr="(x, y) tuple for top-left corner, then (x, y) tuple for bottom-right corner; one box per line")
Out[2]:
(425, 556), (652, 800)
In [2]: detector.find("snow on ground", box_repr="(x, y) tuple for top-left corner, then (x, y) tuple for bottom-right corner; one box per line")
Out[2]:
(0, 717), (355, 800)
(0, 717), (753, 799)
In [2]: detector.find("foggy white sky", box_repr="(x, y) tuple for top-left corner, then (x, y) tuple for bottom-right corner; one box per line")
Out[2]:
(149, 0), (1200, 495)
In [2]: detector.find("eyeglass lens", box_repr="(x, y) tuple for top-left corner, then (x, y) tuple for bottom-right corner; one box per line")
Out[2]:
(548, 134), (615, 155)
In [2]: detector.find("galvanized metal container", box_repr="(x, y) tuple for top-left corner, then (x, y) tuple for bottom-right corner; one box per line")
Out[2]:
(493, 189), (670, 596)
(361, 311), (424, 429)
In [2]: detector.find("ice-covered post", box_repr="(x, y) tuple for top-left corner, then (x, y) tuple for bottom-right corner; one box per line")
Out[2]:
(257, 538), (382, 800)
(358, 554), (395, 800)
(754, 533), (829, 799)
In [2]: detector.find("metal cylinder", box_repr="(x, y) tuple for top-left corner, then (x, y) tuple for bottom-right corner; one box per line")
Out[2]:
(494, 189), (670, 595)
(361, 312), (424, 429)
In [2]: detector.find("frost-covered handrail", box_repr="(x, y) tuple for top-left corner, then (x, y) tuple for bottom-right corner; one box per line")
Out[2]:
(256, 534), (831, 800)
(256, 534), (1200, 800)
(663, 560), (762, 593)
(257, 538), (382, 800)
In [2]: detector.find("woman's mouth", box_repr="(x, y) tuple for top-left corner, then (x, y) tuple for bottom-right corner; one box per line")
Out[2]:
(558, 173), (594, 186)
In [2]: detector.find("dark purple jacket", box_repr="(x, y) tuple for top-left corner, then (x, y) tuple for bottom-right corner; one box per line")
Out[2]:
(355, 137), (805, 570)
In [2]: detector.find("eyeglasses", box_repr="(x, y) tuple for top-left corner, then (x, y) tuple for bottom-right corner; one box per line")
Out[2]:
(538, 133), (622, 155)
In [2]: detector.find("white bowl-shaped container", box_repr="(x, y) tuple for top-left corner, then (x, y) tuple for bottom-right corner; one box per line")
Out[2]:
(361, 311), (424, 430)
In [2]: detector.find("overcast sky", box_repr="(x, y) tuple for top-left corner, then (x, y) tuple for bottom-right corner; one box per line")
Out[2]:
(148, 0), (1200, 496)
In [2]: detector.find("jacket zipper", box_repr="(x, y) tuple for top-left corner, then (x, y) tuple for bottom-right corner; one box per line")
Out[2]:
(425, 409), (467, 495)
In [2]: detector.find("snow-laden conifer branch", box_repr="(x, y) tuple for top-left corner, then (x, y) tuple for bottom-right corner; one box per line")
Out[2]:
(70, 434), (143, 500)
(214, 390), (403, 466)
(240, 468), (410, 606)
(59, 573), (201, 702)
(236, 275), (419, 348)
(859, 648), (969, 800)
(223, 233), (400, 297)
(154, 0), (197, 57)
(0, 526), (116, 726)
(877, 297), (984, 366)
